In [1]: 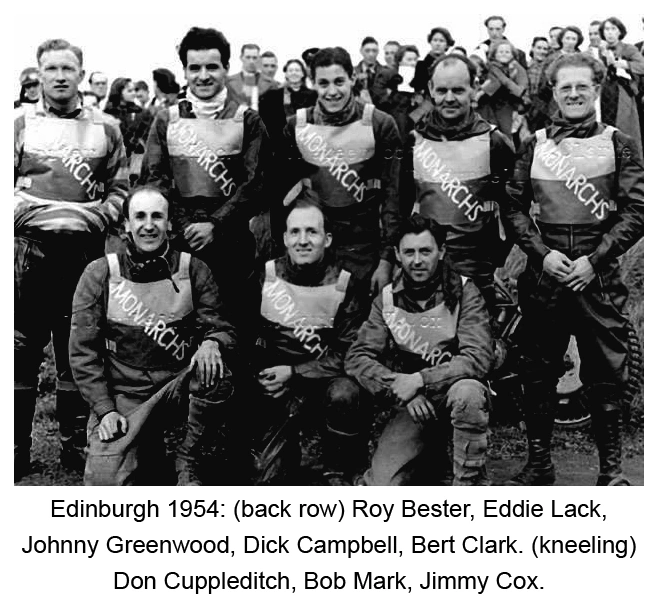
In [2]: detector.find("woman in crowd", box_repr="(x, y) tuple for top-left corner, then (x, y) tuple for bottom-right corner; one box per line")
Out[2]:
(598, 16), (644, 147)
(556, 25), (584, 54)
(411, 26), (454, 98)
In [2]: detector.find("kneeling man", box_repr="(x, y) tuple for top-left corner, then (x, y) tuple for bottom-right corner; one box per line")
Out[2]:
(70, 187), (238, 485)
(345, 214), (493, 485)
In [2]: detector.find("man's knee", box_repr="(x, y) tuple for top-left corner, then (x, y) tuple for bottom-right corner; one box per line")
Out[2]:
(448, 379), (489, 432)
(325, 377), (363, 434)
(326, 377), (360, 407)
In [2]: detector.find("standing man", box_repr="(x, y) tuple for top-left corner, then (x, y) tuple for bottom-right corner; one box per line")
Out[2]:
(474, 16), (527, 69)
(345, 215), (493, 486)
(70, 188), (238, 486)
(355, 36), (389, 105)
(506, 53), (643, 486)
(88, 71), (109, 107)
(14, 39), (129, 480)
(252, 191), (368, 485)
(279, 46), (402, 295)
(14, 67), (41, 108)
(226, 43), (276, 110)
(141, 27), (270, 330)
(403, 54), (519, 312)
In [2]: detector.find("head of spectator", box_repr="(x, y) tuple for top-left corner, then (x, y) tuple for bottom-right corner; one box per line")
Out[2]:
(557, 25), (584, 53)
(123, 187), (171, 254)
(81, 91), (99, 107)
(177, 28), (230, 101)
(134, 80), (150, 107)
(37, 39), (84, 112)
(548, 52), (604, 121)
(384, 41), (400, 68)
(468, 54), (487, 83)
(360, 36), (379, 67)
(451, 46), (467, 56)
(488, 39), (516, 65)
(260, 51), (278, 79)
(395, 45), (420, 68)
(283, 59), (307, 90)
(484, 15), (506, 42)
(549, 26), (563, 50)
(311, 47), (354, 114)
(427, 27), (454, 56)
(152, 68), (180, 107)
(18, 67), (40, 103)
(240, 43), (260, 75)
(106, 77), (137, 111)
(529, 36), (550, 62)
(588, 21), (602, 47)
(301, 47), (320, 71)
(88, 71), (108, 101)
(395, 214), (447, 288)
(283, 189), (332, 267)
(599, 17), (627, 46)
(428, 54), (477, 122)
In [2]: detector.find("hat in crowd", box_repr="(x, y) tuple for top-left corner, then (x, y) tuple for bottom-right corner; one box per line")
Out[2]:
(20, 67), (39, 86)
(152, 68), (180, 94)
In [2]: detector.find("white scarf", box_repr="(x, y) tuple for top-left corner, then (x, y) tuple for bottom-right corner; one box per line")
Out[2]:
(185, 87), (227, 118)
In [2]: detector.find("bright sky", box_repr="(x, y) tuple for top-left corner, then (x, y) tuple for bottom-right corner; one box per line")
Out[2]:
(13, 0), (643, 94)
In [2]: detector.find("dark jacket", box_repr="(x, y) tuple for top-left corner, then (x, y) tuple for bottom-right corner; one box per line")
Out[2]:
(258, 85), (317, 145)
(226, 72), (277, 106)
(69, 242), (237, 418)
(104, 101), (151, 157)
(345, 265), (493, 403)
(506, 121), (644, 270)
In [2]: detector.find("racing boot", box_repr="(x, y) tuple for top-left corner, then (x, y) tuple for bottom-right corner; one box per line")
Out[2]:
(14, 388), (37, 482)
(453, 428), (490, 486)
(56, 388), (89, 474)
(321, 426), (369, 486)
(176, 395), (217, 486)
(592, 402), (630, 486)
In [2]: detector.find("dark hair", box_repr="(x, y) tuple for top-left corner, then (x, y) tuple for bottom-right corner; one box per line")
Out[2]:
(261, 50), (277, 60)
(484, 15), (506, 29)
(599, 17), (627, 41)
(134, 80), (149, 92)
(301, 47), (320, 67)
(529, 36), (549, 59)
(241, 43), (260, 55)
(590, 20), (602, 28)
(385, 40), (400, 48)
(556, 25), (584, 50)
(152, 68), (179, 94)
(549, 26), (563, 34)
(105, 77), (132, 110)
(394, 45), (420, 65)
(361, 36), (378, 48)
(311, 47), (353, 80)
(427, 27), (455, 48)
(37, 39), (83, 66)
(429, 53), (478, 87)
(396, 214), (447, 250)
(547, 51), (605, 86)
(178, 27), (231, 68)
(452, 46), (467, 55)
(122, 186), (169, 220)
(284, 188), (331, 234)
(283, 59), (308, 79)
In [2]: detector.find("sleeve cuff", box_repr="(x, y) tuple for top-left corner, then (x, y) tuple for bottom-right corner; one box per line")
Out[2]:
(93, 399), (116, 418)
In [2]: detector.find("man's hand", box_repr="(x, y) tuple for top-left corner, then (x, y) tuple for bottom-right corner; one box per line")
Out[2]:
(406, 394), (437, 424)
(563, 255), (596, 292)
(370, 259), (393, 295)
(543, 250), (574, 280)
(98, 411), (128, 442)
(383, 372), (424, 403)
(191, 339), (224, 387)
(184, 222), (215, 251)
(258, 365), (293, 397)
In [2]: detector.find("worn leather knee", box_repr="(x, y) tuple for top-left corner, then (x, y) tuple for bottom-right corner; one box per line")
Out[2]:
(448, 379), (489, 433)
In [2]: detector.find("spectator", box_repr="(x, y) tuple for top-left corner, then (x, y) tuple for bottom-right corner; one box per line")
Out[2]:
(133, 80), (150, 108)
(88, 71), (109, 106)
(354, 36), (387, 104)
(546, 26), (563, 63)
(226, 43), (276, 110)
(588, 20), (603, 59)
(525, 36), (551, 131)
(14, 67), (40, 108)
(474, 15), (528, 69)
(556, 25), (584, 54)
(151, 67), (180, 113)
(260, 50), (281, 86)
(411, 26), (454, 98)
(383, 40), (400, 68)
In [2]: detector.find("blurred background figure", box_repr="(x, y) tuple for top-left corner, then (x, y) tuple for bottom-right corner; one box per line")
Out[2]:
(133, 80), (150, 108)
(14, 67), (40, 108)
(260, 51), (281, 86)
(151, 67), (180, 112)
(88, 71), (109, 106)
(383, 40), (400, 68)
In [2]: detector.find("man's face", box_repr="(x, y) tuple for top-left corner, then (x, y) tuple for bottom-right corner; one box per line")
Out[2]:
(553, 66), (599, 120)
(39, 49), (84, 105)
(532, 40), (550, 62)
(90, 73), (108, 99)
(241, 48), (260, 74)
(397, 230), (443, 284)
(361, 43), (379, 66)
(261, 56), (278, 79)
(314, 64), (353, 114)
(384, 44), (399, 67)
(487, 19), (505, 41)
(125, 191), (170, 253)
(549, 28), (563, 48)
(135, 88), (150, 106)
(429, 61), (473, 122)
(185, 48), (227, 100)
(588, 25), (601, 47)
(23, 79), (40, 102)
(283, 206), (331, 266)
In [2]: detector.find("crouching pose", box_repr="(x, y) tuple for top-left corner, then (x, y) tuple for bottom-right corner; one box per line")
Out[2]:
(345, 214), (494, 485)
(70, 187), (239, 485)
(253, 191), (369, 485)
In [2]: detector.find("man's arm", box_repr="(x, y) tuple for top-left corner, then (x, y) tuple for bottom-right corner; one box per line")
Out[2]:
(98, 121), (130, 227)
(344, 295), (395, 396)
(588, 131), (644, 269)
(418, 280), (494, 400)
(138, 109), (173, 198)
(69, 258), (116, 419)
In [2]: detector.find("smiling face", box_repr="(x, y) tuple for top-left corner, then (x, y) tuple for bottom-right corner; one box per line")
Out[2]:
(429, 60), (473, 123)
(532, 40), (550, 62)
(39, 49), (84, 106)
(314, 64), (353, 114)
(285, 61), (304, 86)
(185, 48), (227, 100)
(553, 65), (599, 120)
(283, 206), (331, 266)
(494, 43), (514, 64)
(125, 190), (171, 253)
(397, 230), (443, 284)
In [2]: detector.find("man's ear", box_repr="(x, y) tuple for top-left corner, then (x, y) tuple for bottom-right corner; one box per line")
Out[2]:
(395, 248), (401, 264)
(167, 220), (172, 233)
(283, 231), (290, 249)
(438, 244), (446, 260)
(324, 231), (333, 248)
(124, 219), (131, 235)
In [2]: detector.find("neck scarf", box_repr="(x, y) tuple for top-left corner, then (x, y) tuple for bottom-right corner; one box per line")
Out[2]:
(185, 87), (227, 118)
(284, 252), (332, 286)
(313, 93), (360, 126)
(417, 107), (489, 141)
(547, 110), (598, 143)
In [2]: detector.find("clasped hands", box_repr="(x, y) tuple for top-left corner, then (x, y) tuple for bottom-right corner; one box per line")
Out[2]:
(382, 372), (436, 424)
(542, 250), (595, 292)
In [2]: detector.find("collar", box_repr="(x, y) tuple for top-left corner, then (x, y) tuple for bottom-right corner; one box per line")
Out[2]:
(185, 87), (227, 118)
(38, 97), (84, 118)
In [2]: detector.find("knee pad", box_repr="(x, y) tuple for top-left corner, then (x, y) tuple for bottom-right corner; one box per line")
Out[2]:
(448, 380), (489, 431)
